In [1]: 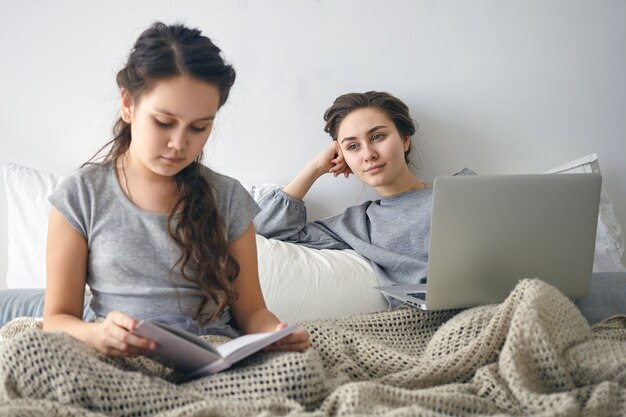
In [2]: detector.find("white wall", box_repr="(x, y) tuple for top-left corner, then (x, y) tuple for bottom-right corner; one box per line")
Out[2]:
(1, 0), (625, 288)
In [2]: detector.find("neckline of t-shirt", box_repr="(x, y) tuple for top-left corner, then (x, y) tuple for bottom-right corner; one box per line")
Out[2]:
(379, 186), (432, 205)
(108, 162), (171, 219)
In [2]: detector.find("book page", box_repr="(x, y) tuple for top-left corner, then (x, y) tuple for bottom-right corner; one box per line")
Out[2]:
(134, 321), (300, 377)
(216, 332), (274, 357)
(149, 321), (220, 355)
(216, 324), (300, 363)
(134, 320), (222, 374)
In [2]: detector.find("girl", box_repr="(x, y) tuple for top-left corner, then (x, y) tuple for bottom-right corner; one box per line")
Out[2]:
(43, 22), (309, 357)
(254, 91), (472, 301)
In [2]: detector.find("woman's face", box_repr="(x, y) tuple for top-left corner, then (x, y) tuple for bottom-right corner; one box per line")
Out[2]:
(121, 74), (220, 179)
(336, 107), (411, 194)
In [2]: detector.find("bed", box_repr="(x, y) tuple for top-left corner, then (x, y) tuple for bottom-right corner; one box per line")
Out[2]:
(1, 155), (626, 416)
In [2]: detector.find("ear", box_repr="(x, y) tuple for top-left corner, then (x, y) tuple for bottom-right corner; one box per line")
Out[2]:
(120, 89), (134, 123)
(403, 136), (411, 152)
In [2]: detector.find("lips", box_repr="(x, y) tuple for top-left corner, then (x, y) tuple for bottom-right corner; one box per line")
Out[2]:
(161, 156), (184, 164)
(364, 163), (385, 173)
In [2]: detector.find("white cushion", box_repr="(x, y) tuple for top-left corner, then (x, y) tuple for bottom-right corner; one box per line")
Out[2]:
(241, 182), (282, 202)
(256, 235), (385, 323)
(2, 162), (64, 288)
(546, 154), (625, 272)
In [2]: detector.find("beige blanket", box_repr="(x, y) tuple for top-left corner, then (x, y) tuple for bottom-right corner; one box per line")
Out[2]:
(1, 278), (625, 417)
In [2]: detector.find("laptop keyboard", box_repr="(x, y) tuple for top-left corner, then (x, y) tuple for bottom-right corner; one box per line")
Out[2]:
(407, 292), (426, 301)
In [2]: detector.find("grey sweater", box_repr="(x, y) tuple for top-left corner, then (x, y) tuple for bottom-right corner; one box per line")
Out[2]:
(254, 187), (433, 292)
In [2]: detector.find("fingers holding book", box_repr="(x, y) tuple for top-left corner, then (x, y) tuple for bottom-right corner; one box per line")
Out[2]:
(91, 311), (157, 357)
(264, 323), (310, 352)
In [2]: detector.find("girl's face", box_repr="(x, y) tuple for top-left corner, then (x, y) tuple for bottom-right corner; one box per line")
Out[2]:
(336, 107), (412, 195)
(121, 74), (220, 180)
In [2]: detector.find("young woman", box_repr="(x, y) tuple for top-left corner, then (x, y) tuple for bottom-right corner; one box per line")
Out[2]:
(254, 91), (472, 299)
(43, 22), (309, 357)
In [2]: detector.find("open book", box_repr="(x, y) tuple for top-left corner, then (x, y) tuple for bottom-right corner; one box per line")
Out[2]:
(133, 320), (300, 379)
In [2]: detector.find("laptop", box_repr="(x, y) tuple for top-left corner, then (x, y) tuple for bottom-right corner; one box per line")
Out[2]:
(376, 173), (602, 310)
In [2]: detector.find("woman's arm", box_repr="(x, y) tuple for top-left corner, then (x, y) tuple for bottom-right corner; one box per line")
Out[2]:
(253, 141), (353, 249)
(43, 208), (154, 356)
(228, 223), (309, 351)
(283, 141), (350, 201)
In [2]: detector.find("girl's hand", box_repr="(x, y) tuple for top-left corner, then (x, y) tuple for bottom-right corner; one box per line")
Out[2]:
(88, 311), (156, 357)
(313, 142), (352, 179)
(265, 323), (310, 352)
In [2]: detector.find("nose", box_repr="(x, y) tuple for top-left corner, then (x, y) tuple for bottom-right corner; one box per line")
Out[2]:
(363, 143), (377, 161)
(168, 130), (187, 151)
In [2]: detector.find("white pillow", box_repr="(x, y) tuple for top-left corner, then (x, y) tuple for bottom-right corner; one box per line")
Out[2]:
(2, 162), (64, 288)
(256, 235), (385, 323)
(546, 153), (625, 272)
(241, 182), (282, 202)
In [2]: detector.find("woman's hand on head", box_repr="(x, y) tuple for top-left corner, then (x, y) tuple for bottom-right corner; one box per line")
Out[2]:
(88, 311), (156, 357)
(313, 142), (351, 179)
(284, 142), (351, 200)
(265, 323), (311, 352)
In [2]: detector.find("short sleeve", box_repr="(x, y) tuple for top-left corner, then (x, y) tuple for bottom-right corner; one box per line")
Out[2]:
(225, 181), (260, 242)
(203, 167), (260, 243)
(48, 169), (92, 239)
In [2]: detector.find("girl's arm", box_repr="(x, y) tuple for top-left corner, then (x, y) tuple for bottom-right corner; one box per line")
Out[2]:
(282, 141), (350, 201)
(43, 208), (154, 356)
(228, 223), (309, 351)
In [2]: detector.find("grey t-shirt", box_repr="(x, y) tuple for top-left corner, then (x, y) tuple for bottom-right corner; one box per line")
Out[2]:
(49, 162), (260, 336)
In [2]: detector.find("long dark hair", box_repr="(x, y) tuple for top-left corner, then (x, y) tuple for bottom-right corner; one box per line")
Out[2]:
(323, 91), (417, 163)
(90, 22), (238, 325)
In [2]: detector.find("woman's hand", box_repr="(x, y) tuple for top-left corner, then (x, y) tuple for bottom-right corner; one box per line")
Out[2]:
(312, 142), (352, 178)
(283, 142), (351, 200)
(265, 323), (311, 352)
(87, 311), (156, 357)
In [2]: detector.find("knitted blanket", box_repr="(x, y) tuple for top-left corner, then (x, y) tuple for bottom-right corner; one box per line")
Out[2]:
(1, 278), (625, 417)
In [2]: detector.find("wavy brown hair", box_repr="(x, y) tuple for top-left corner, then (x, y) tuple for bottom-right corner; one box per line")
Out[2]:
(88, 22), (238, 325)
(323, 91), (418, 163)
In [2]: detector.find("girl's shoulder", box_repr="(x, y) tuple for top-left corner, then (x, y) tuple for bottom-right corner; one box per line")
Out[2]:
(48, 162), (117, 229)
(197, 164), (245, 192)
(57, 161), (114, 191)
(198, 163), (233, 182)
(197, 165), (253, 207)
(61, 161), (111, 178)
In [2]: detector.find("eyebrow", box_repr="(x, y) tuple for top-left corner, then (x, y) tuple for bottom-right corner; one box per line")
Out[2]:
(340, 125), (388, 143)
(154, 108), (215, 122)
